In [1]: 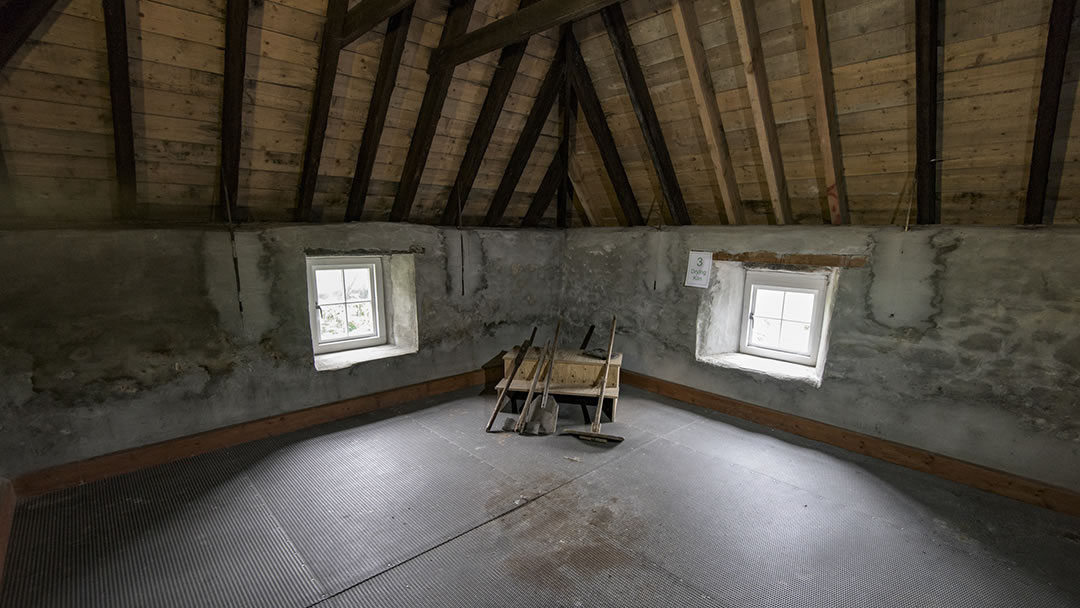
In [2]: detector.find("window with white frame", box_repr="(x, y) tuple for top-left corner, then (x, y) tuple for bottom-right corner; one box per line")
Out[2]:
(740, 270), (827, 366)
(306, 256), (387, 355)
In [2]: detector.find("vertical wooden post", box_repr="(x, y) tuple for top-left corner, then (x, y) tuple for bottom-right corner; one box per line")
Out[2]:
(915, 0), (940, 224)
(799, 0), (849, 225)
(1024, 0), (1076, 225)
(103, 0), (137, 219)
(557, 24), (576, 228)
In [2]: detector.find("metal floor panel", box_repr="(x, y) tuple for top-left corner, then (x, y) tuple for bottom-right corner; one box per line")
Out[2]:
(2, 387), (1078, 607)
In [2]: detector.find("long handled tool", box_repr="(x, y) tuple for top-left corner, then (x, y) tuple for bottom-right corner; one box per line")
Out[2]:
(514, 320), (560, 432)
(522, 320), (563, 435)
(485, 327), (536, 432)
(504, 337), (552, 432)
(563, 315), (623, 444)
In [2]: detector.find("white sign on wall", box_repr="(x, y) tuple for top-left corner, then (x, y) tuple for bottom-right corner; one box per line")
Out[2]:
(684, 250), (712, 288)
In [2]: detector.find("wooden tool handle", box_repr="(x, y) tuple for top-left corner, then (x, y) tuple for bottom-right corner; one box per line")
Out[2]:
(592, 315), (617, 433)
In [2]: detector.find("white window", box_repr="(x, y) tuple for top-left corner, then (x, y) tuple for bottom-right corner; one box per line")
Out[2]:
(306, 256), (387, 355)
(740, 270), (827, 366)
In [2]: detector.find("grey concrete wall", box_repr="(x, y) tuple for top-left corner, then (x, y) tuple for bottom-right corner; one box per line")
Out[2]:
(561, 226), (1080, 492)
(0, 224), (563, 478)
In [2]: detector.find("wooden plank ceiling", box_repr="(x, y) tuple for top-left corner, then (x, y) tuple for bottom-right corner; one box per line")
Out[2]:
(0, 0), (1078, 226)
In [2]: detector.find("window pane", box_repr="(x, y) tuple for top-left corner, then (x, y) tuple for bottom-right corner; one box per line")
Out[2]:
(779, 320), (811, 354)
(318, 304), (348, 341)
(316, 269), (345, 305)
(344, 267), (372, 302)
(346, 302), (375, 337)
(753, 288), (785, 319)
(783, 291), (815, 323)
(750, 317), (781, 349)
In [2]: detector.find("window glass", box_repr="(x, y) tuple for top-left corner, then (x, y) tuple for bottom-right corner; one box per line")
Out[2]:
(307, 257), (387, 355)
(741, 270), (827, 366)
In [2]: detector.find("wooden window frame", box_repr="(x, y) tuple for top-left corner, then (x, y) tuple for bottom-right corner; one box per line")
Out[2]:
(739, 270), (828, 367)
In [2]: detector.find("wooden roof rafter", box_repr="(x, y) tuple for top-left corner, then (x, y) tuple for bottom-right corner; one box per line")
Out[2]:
(915, 0), (941, 224)
(601, 4), (691, 226)
(0, 0), (64, 69)
(557, 24), (577, 229)
(102, 0), (137, 221)
(219, 0), (250, 223)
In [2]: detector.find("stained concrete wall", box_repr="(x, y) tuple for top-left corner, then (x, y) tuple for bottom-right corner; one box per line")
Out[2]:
(0, 224), (563, 478)
(560, 226), (1080, 492)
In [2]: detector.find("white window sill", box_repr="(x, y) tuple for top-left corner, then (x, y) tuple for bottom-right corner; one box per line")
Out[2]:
(314, 343), (417, 371)
(699, 352), (824, 387)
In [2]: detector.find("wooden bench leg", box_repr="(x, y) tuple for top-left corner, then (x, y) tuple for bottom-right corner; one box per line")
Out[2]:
(609, 397), (617, 422)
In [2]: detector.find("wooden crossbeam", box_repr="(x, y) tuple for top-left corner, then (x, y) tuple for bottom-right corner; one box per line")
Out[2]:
(389, 0), (477, 223)
(671, 0), (742, 225)
(566, 34), (644, 226)
(915, 0), (940, 224)
(345, 4), (413, 222)
(219, 0), (250, 222)
(441, 0), (540, 226)
(557, 26), (577, 229)
(341, 0), (415, 48)
(102, 0), (137, 220)
(522, 151), (565, 227)
(728, 0), (792, 225)
(0, 0), (63, 68)
(432, 0), (621, 71)
(296, 0), (349, 222)
(1024, 0), (1076, 225)
(799, 0), (849, 225)
(0, 148), (12, 216)
(602, 4), (690, 225)
(482, 49), (565, 227)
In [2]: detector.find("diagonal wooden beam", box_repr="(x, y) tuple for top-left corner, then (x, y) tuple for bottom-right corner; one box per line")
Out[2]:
(568, 161), (597, 226)
(388, 0), (477, 223)
(1024, 0), (1075, 225)
(0, 0), (63, 69)
(296, 0), (349, 222)
(482, 48), (565, 227)
(345, 3), (413, 222)
(800, 0), (849, 225)
(915, 0), (940, 224)
(219, 0), (249, 222)
(602, 4), (690, 225)
(441, 0), (540, 226)
(566, 33), (644, 227)
(522, 149), (565, 227)
(431, 0), (621, 72)
(103, 0), (137, 220)
(729, 0), (792, 224)
(341, 0), (414, 48)
(671, 0), (742, 225)
(556, 25), (576, 229)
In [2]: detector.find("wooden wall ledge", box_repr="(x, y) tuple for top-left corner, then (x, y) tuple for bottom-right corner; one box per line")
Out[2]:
(713, 250), (869, 268)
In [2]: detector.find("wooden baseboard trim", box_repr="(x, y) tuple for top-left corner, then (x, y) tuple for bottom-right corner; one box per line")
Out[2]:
(622, 371), (1080, 518)
(13, 369), (486, 498)
(0, 478), (14, 592)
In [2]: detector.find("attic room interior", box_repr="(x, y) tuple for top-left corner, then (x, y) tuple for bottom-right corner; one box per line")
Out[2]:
(1, 0), (1079, 605)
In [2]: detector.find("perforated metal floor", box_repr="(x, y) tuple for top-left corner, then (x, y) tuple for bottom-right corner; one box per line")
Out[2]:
(3, 387), (1078, 607)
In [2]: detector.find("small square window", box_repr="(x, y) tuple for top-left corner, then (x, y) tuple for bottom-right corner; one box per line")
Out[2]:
(306, 256), (387, 355)
(740, 270), (827, 366)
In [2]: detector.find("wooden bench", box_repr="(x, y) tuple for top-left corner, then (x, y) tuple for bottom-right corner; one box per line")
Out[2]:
(495, 346), (622, 421)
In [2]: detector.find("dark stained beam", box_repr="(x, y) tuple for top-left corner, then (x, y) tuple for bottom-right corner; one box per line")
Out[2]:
(432, 0), (621, 71)
(388, 0), (477, 222)
(219, 0), (249, 222)
(1024, 0), (1076, 225)
(0, 148), (12, 216)
(522, 152), (565, 227)
(601, 4), (690, 225)
(441, 0), (541, 226)
(102, 0), (137, 219)
(482, 49), (565, 227)
(557, 26), (576, 229)
(915, 0), (940, 224)
(296, 0), (349, 222)
(0, 0), (63, 69)
(345, 3), (413, 222)
(341, 0), (414, 48)
(566, 34), (644, 226)
(799, 0), (849, 225)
